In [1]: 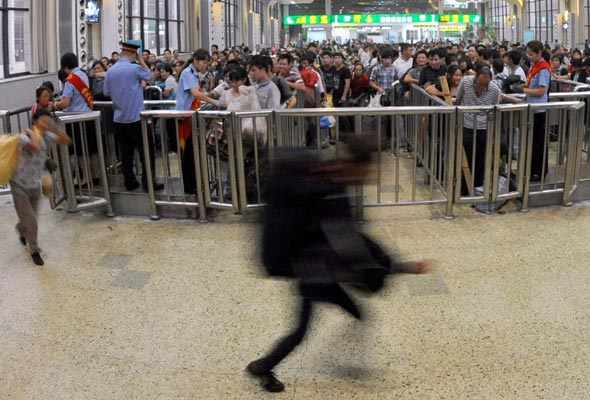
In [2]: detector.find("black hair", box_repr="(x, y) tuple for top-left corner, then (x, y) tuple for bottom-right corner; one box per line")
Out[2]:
(353, 62), (364, 72)
(40, 81), (55, 92)
(320, 50), (332, 58)
(428, 48), (443, 59)
(35, 85), (52, 101)
(571, 59), (583, 68)
(164, 48), (171, 54)
(143, 49), (151, 54)
(400, 43), (411, 53)
(161, 64), (173, 75)
(60, 52), (79, 70)
(380, 48), (394, 59)
(447, 64), (461, 83)
(504, 50), (522, 65)
(92, 60), (107, 72)
(228, 66), (249, 83)
(111, 51), (119, 57)
(332, 51), (345, 59)
(278, 52), (294, 64)
(492, 59), (504, 74)
(57, 68), (69, 83)
(301, 51), (316, 64)
(32, 108), (52, 123)
(475, 64), (493, 78)
(527, 40), (550, 61)
(249, 55), (272, 72)
(182, 48), (210, 72)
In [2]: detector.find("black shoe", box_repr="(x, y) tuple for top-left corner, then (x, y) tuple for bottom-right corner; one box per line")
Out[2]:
(125, 181), (140, 191)
(530, 174), (542, 182)
(19, 236), (27, 246)
(549, 133), (559, 142)
(246, 361), (285, 393)
(92, 178), (101, 186)
(31, 252), (44, 266)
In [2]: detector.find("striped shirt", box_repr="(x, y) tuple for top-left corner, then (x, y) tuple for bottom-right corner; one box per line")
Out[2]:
(456, 76), (501, 129)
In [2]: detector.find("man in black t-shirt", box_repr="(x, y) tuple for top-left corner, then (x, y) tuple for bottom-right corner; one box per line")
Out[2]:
(419, 49), (447, 90)
(332, 52), (351, 107)
(320, 51), (336, 96)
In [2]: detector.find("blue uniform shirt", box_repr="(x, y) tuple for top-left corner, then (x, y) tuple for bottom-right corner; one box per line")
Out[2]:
(104, 58), (152, 123)
(62, 67), (92, 112)
(175, 64), (200, 111)
(526, 62), (550, 113)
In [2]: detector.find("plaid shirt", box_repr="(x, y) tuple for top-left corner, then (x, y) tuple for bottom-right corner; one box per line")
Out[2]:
(370, 64), (396, 89)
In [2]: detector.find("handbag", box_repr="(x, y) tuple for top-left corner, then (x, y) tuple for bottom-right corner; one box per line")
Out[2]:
(0, 134), (20, 185)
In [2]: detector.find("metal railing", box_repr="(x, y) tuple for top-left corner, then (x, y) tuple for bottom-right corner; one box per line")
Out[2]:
(2, 88), (589, 221)
(0, 106), (33, 195)
(56, 111), (113, 215)
(140, 109), (206, 221)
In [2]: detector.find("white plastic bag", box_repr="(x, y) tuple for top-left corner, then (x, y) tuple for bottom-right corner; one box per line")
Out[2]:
(367, 93), (382, 108)
(232, 86), (267, 146)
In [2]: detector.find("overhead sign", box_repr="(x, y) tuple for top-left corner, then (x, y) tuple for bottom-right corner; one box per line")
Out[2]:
(284, 14), (481, 26)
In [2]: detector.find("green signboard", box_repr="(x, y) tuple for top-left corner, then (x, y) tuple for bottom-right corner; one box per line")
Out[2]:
(283, 14), (481, 26)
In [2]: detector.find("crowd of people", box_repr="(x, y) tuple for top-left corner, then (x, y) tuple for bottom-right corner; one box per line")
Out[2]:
(15, 36), (579, 266)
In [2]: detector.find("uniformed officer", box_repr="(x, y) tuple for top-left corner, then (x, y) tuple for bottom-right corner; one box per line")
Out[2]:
(104, 42), (163, 191)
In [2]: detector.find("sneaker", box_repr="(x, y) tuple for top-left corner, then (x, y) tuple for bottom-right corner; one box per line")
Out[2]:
(125, 181), (140, 191)
(246, 361), (285, 393)
(31, 252), (44, 266)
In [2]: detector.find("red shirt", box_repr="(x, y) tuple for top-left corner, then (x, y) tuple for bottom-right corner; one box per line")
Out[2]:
(350, 73), (370, 98)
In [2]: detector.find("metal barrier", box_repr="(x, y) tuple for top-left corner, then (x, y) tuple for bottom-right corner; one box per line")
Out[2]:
(56, 111), (113, 215)
(550, 78), (590, 93)
(2, 90), (588, 221)
(274, 105), (457, 219)
(0, 107), (33, 196)
(522, 102), (586, 208)
(140, 109), (206, 221)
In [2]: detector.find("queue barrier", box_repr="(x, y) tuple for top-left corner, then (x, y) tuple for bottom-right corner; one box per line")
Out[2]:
(2, 93), (589, 221)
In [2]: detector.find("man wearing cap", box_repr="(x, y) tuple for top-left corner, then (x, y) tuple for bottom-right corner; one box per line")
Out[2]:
(104, 42), (163, 192)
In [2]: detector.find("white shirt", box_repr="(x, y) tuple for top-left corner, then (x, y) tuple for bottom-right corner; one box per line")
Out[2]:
(393, 57), (414, 79)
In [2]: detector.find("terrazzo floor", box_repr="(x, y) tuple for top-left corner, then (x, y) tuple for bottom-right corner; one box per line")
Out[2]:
(1, 195), (590, 399)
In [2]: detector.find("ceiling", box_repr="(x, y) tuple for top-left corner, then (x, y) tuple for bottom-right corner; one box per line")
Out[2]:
(288, 0), (440, 15)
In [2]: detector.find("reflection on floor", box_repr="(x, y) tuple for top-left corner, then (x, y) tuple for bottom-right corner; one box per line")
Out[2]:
(1, 194), (590, 399)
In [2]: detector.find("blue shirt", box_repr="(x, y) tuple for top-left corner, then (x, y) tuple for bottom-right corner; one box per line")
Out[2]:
(526, 62), (550, 113)
(103, 58), (152, 123)
(175, 65), (200, 111)
(62, 68), (92, 112)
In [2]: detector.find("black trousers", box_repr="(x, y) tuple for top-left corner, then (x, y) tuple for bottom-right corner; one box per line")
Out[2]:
(531, 112), (548, 177)
(181, 135), (198, 194)
(463, 127), (487, 190)
(253, 297), (313, 372)
(114, 121), (156, 189)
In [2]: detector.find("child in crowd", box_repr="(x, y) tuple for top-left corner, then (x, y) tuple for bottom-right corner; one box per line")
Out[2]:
(31, 82), (56, 116)
(10, 108), (70, 266)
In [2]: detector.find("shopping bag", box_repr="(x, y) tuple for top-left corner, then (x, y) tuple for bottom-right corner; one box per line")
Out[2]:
(0, 134), (20, 185)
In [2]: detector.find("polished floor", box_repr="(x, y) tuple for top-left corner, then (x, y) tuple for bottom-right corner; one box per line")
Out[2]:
(1, 195), (590, 399)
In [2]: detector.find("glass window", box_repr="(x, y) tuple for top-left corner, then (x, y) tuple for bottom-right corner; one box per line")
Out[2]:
(527, 0), (557, 43)
(221, 0), (239, 48)
(1, 0), (31, 78)
(488, 0), (509, 41)
(128, 0), (185, 54)
(585, 0), (590, 40)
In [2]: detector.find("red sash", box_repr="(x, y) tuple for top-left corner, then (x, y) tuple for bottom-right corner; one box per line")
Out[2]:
(65, 73), (94, 110)
(525, 60), (551, 89)
(178, 75), (208, 150)
(178, 97), (201, 150)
